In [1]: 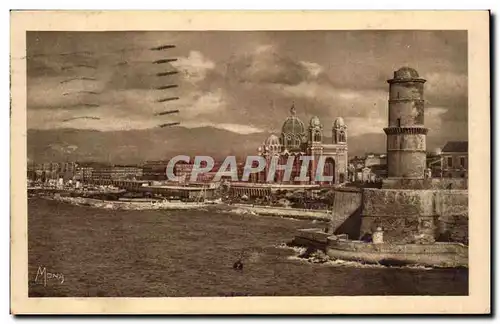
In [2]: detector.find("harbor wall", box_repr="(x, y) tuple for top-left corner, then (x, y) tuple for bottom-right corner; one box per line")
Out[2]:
(359, 189), (468, 244)
(435, 190), (469, 245)
(330, 188), (363, 239)
(232, 204), (331, 221)
(360, 189), (436, 244)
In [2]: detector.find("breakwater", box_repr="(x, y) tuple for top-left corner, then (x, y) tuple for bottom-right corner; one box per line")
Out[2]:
(232, 204), (331, 221)
(52, 196), (208, 210)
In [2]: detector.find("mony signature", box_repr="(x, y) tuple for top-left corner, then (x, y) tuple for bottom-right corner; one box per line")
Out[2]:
(34, 266), (65, 286)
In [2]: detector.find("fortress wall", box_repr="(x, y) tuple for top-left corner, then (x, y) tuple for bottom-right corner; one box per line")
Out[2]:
(382, 178), (468, 190)
(435, 190), (469, 245)
(360, 189), (436, 243)
(357, 188), (468, 244)
(330, 188), (363, 239)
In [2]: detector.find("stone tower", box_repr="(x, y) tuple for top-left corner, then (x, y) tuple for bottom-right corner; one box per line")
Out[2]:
(332, 117), (347, 144)
(307, 116), (324, 183)
(384, 67), (428, 179)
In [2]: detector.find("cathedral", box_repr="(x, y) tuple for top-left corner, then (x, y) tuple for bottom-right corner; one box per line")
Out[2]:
(254, 104), (348, 185)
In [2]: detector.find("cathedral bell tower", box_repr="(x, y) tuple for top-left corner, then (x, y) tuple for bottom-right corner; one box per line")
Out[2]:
(384, 67), (428, 179)
(308, 116), (323, 144)
(306, 116), (323, 184)
(333, 117), (347, 144)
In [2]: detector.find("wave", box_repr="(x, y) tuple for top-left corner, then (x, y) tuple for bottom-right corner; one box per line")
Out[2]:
(275, 242), (434, 270)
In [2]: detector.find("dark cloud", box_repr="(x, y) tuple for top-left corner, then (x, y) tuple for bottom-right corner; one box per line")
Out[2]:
(27, 30), (468, 150)
(424, 71), (468, 122)
(225, 45), (311, 85)
(265, 30), (467, 86)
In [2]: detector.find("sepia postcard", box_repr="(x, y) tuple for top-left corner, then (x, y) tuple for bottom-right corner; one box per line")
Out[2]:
(10, 10), (490, 315)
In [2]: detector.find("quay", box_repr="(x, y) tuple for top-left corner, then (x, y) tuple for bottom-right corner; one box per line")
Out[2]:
(36, 179), (219, 200)
(293, 228), (468, 268)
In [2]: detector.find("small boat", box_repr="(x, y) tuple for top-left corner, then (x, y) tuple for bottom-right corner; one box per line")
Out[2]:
(293, 228), (468, 268)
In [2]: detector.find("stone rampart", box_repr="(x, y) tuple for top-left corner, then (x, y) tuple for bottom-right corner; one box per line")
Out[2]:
(358, 188), (468, 244)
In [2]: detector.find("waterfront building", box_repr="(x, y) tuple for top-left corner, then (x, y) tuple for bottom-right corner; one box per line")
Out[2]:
(364, 153), (387, 168)
(28, 161), (80, 182)
(142, 160), (170, 180)
(349, 156), (365, 170)
(440, 141), (468, 178)
(426, 151), (442, 178)
(75, 166), (94, 182)
(91, 165), (143, 181)
(172, 160), (245, 184)
(348, 153), (387, 183)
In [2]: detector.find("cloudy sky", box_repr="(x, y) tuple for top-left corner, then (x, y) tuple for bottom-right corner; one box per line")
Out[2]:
(26, 30), (467, 160)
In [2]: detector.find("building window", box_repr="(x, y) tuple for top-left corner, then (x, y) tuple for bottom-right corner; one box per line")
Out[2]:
(459, 157), (465, 168)
(339, 131), (346, 143)
(447, 157), (453, 168)
(314, 131), (321, 142)
(397, 118), (401, 127)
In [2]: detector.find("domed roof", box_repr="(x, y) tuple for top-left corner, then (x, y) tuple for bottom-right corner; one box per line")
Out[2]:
(282, 104), (305, 135)
(309, 116), (321, 127)
(333, 117), (345, 128)
(265, 134), (280, 146)
(282, 117), (305, 136)
(393, 66), (420, 80)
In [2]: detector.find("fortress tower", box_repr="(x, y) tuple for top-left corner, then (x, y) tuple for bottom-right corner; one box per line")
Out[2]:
(384, 67), (428, 179)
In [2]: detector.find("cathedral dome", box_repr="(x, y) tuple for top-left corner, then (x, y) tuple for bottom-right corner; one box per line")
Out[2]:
(309, 116), (321, 127)
(265, 134), (280, 147)
(333, 117), (345, 128)
(393, 66), (419, 80)
(281, 104), (305, 136)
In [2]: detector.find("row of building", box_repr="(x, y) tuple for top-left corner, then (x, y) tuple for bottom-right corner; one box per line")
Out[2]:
(27, 162), (143, 183)
(27, 159), (248, 184)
